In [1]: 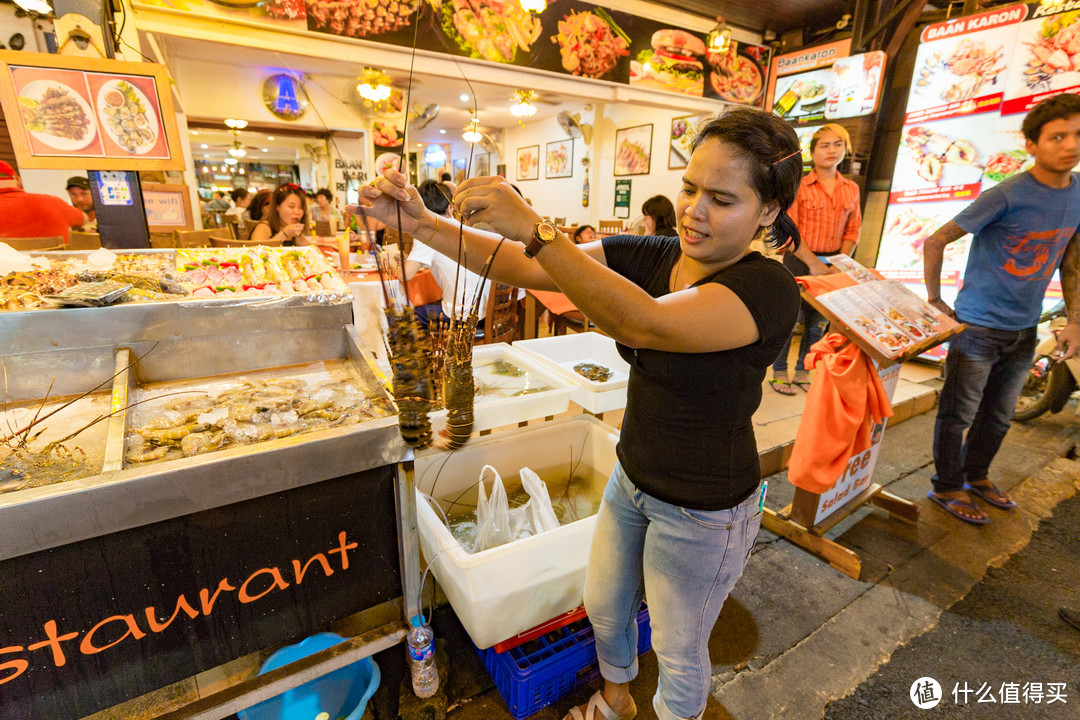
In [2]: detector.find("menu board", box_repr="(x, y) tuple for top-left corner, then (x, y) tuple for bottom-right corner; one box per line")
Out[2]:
(131, 0), (771, 104)
(876, 2), (1078, 310)
(767, 40), (886, 125)
(811, 255), (960, 359)
(0, 51), (183, 171)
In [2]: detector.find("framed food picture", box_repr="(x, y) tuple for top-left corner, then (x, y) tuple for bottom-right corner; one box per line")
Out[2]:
(545, 139), (573, 178)
(517, 145), (539, 181)
(474, 152), (490, 177)
(614, 124), (652, 176)
(0, 50), (183, 170)
(669, 114), (708, 170)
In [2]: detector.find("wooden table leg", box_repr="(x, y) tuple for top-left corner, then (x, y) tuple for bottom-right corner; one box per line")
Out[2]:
(524, 293), (539, 340)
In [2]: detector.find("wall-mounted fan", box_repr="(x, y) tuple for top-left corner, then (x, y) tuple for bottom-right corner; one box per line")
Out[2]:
(476, 131), (500, 159)
(557, 111), (593, 144)
(303, 143), (326, 163)
(411, 103), (440, 130)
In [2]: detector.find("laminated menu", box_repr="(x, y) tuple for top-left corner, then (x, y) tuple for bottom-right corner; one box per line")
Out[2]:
(813, 255), (959, 359)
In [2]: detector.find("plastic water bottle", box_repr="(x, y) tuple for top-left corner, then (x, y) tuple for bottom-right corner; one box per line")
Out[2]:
(407, 615), (439, 698)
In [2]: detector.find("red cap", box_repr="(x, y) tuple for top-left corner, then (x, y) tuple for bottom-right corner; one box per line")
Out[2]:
(0, 160), (16, 179)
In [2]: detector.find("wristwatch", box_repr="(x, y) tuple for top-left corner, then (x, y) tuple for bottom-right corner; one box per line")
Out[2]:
(523, 220), (558, 259)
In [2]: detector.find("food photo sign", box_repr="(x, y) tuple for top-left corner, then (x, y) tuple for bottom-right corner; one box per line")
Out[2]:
(614, 124), (652, 176)
(0, 51), (183, 171)
(877, 2), (1079, 313)
(517, 144), (539, 181)
(545, 139), (573, 178)
(767, 39), (886, 125)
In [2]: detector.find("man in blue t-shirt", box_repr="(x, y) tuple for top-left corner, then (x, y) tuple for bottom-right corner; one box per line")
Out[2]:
(923, 93), (1080, 526)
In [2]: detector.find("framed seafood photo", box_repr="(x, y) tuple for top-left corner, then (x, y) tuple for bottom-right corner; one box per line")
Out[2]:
(614, 124), (652, 176)
(545, 139), (573, 179)
(0, 50), (183, 170)
(517, 145), (539, 181)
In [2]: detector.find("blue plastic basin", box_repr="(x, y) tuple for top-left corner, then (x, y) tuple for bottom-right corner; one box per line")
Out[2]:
(238, 632), (380, 720)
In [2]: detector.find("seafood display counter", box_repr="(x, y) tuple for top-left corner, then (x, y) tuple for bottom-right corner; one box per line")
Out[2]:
(0, 296), (422, 720)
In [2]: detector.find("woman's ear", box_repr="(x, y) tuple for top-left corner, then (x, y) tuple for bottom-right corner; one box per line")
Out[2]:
(759, 199), (780, 229)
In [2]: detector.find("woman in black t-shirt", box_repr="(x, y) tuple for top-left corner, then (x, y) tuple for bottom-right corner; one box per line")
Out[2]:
(352, 107), (802, 720)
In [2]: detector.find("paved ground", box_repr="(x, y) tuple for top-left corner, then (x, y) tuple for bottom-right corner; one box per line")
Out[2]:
(419, 395), (1079, 720)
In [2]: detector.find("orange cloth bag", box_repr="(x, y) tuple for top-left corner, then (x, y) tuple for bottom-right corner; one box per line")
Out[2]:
(787, 333), (894, 494)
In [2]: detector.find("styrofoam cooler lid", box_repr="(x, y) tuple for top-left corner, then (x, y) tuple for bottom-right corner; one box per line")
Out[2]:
(514, 333), (630, 414)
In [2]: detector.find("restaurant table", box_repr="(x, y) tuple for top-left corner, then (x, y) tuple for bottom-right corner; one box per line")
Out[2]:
(346, 268), (442, 358)
(523, 289), (581, 339)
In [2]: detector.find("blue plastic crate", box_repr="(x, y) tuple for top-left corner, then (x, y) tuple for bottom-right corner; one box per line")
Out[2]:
(477, 606), (651, 720)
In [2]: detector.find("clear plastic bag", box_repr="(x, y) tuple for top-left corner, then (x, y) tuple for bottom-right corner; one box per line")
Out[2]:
(471, 464), (560, 552)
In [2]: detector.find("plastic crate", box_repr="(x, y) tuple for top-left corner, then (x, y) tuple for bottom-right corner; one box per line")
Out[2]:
(477, 606), (651, 720)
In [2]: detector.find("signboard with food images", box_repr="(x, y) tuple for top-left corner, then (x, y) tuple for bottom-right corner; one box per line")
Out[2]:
(877, 2), (1078, 312)
(614, 123), (652, 176)
(628, 24), (708, 97)
(701, 41), (772, 108)
(0, 51), (182, 170)
(668, 114), (708, 170)
(768, 40), (886, 124)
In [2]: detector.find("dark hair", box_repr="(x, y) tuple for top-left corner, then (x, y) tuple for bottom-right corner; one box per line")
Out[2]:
(316, 188), (333, 202)
(641, 195), (677, 234)
(440, 172), (452, 182)
(230, 188), (248, 203)
(248, 189), (272, 221)
(417, 180), (452, 215)
(573, 225), (595, 242)
(691, 107), (802, 249)
(1021, 93), (1080, 143)
(268, 183), (308, 233)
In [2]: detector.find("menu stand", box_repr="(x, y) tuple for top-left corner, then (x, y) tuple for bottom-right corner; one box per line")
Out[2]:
(760, 290), (966, 579)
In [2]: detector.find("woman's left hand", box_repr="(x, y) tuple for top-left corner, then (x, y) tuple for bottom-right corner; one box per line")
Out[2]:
(454, 176), (539, 244)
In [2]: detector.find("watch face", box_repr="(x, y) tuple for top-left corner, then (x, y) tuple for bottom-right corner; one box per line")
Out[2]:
(537, 222), (557, 241)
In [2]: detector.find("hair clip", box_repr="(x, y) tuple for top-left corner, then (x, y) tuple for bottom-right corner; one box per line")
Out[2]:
(772, 149), (801, 166)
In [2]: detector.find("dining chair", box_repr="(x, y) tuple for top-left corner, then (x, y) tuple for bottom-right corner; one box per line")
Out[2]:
(315, 220), (333, 238)
(478, 282), (519, 345)
(148, 233), (178, 249)
(223, 216), (241, 240)
(2, 236), (65, 251)
(209, 236), (280, 248)
(67, 231), (102, 250)
(242, 218), (261, 239)
(174, 229), (221, 248)
(598, 220), (624, 235)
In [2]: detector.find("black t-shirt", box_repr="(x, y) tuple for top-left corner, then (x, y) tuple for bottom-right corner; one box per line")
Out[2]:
(601, 234), (800, 510)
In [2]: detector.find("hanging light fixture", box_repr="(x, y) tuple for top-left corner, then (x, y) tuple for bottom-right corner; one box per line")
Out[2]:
(463, 115), (483, 143)
(510, 89), (537, 118)
(225, 119), (247, 159)
(357, 67), (392, 103)
(224, 118), (248, 130)
(519, 0), (546, 13)
(707, 15), (733, 54)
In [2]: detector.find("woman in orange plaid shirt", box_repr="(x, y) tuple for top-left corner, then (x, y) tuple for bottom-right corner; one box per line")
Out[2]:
(769, 123), (862, 395)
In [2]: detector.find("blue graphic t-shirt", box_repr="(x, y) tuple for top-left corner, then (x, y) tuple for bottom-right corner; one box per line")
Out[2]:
(953, 171), (1080, 330)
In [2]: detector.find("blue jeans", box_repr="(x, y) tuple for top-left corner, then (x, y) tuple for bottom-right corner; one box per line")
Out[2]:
(932, 323), (1037, 493)
(584, 464), (762, 720)
(772, 303), (828, 374)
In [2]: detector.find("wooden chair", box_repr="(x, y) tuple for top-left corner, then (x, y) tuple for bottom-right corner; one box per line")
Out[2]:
(314, 220), (333, 238)
(173, 229), (220, 248)
(553, 217), (566, 225)
(67, 231), (101, 250)
(478, 282), (519, 345)
(598, 220), (624, 235)
(223, 216), (241, 240)
(242, 218), (261, 239)
(149, 233), (178, 249)
(551, 309), (590, 336)
(2, 236), (65, 251)
(209, 236), (281, 248)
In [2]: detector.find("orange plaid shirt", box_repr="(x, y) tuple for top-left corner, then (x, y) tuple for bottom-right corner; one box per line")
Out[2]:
(787, 170), (862, 254)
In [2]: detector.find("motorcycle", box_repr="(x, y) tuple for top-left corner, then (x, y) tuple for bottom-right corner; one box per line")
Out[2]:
(1014, 301), (1080, 421)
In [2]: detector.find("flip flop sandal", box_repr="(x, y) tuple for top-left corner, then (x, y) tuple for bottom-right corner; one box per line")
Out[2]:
(793, 377), (812, 392)
(927, 490), (989, 526)
(769, 378), (797, 396)
(565, 691), (637, 720)
(964, 482), (1018, 510)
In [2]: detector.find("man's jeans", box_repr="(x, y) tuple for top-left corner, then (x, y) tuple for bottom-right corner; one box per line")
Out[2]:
(932, 323), (1037, 493)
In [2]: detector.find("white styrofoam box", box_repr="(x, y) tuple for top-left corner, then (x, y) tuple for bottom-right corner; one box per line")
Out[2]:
(414, 414), (620, 649)
(429, 342), (572, 435)
(514, 333), (630, 413)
